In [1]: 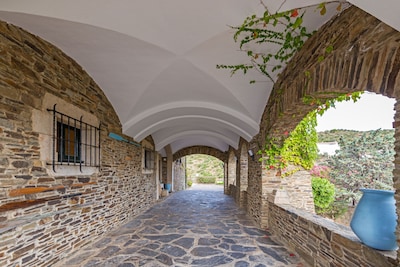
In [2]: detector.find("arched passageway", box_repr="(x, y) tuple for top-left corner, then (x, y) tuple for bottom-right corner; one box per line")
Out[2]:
(172, 146), (227, 193)
(0, 4), (399, 267)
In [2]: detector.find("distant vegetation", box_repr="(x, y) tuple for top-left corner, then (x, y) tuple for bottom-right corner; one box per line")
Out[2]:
(314, 129), (395, 220)
(318, 128), (394, 144)
(186, 154), (224, 184)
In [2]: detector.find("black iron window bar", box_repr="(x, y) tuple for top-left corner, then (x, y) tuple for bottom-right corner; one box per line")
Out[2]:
(47, 104), (101, 172)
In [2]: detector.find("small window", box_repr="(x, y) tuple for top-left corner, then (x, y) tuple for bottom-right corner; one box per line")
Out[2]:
(57, 122), (81, 163)
(48, 105), (100, 172)
(144, 149), (155, 170)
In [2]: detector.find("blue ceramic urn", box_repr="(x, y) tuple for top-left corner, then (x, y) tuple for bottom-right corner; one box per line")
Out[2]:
(350, 189), (398, 250)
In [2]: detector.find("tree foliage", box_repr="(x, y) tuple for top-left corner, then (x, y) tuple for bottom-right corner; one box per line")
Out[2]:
(320, 129), (395, 202)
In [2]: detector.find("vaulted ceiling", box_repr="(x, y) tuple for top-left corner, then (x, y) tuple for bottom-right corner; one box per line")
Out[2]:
(0, 0), (398, 155)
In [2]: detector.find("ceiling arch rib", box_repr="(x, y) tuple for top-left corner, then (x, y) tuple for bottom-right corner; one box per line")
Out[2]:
(124, 58), (255, 123)
(155, 130), (238, 151)
(132, 115), (250, 148)
(123, 101), (259, 142)
(151, 117), (239, 144)
(124, 101), (259, 132)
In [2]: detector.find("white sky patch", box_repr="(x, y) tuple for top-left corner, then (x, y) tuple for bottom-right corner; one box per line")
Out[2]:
(316, 92), (396, 132)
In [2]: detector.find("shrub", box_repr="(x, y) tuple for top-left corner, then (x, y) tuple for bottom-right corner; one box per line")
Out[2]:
(310, 165), (330, 179)
(187, 180), (193, 187)
(198, 177), (216, 184)
(312, 177), (335, 210)
(319, 198), (348, 219)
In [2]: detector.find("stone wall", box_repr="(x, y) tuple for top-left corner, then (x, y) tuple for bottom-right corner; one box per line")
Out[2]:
(0, 21), (157, 266)
(244, 138), (315, 228)
(275, 166), (315, 213)
(269, 202), (398, 267)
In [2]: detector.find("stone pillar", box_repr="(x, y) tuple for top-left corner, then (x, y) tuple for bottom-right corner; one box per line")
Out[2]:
(240, 145), (249, 209)
(165, 145), (173, 185)
(224, 162), (229, 194)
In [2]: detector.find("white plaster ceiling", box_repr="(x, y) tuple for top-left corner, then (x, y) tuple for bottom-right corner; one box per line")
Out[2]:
(0, 0), (398, 155)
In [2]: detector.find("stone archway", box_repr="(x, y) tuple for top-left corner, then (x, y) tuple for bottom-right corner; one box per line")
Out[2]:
(173, 146), (227, 189)
(253, 5), (400, 262)
(173, 146), (227, 162)
(260, 6), (400, 137)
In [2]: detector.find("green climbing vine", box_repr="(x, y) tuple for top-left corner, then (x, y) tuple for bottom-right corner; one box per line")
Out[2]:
(303, 91), (363, 116)
(260, 135), (286, 170)
(281, 111), (318, 170)
(216, 1), (345, 84)
(260, 91), (363, 177)
(260, 111), (318, 176)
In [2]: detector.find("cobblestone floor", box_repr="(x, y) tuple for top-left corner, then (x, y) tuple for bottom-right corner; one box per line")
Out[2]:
(56, 184), (307, 267)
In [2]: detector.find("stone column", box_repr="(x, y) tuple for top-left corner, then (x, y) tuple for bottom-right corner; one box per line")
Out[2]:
(165, 145), (173, 186)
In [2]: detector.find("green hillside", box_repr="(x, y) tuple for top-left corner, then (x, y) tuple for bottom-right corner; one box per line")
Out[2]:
(318, 129), (394, 143)
(186, 154), (224, 181)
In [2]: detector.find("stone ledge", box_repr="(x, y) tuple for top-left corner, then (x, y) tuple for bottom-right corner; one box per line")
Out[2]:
(270, 202), (398, 266)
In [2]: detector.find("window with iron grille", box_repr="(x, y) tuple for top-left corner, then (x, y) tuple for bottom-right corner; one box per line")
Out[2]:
(48, 105), (100, 172)
(144, 148), (155, 170)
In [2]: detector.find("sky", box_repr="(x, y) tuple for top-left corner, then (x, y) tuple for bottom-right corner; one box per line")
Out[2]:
(316, 92), (396, 132)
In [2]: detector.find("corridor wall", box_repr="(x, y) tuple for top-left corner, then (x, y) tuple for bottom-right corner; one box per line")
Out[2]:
(0, 21), (157, 266)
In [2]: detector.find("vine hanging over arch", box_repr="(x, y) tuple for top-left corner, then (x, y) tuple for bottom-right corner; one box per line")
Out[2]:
(216, 1), (346, 84)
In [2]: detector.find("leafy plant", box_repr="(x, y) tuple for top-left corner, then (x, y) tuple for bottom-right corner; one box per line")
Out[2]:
(217, 7), (312, 83)
(216, 1), (344, 83)
(281, 111), (318, 170)
(319, 198), (349, 219)
(303, 91), (363, 116)
(260, 111), (318, 175)
(260, 136), (286, 170)
(310, 165), (348, 219)
(312, 177), (335, 209)
(310, 165), (330, 178)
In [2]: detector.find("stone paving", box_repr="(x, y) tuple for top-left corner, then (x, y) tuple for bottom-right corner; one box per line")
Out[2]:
(56, 184), (307, 267)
